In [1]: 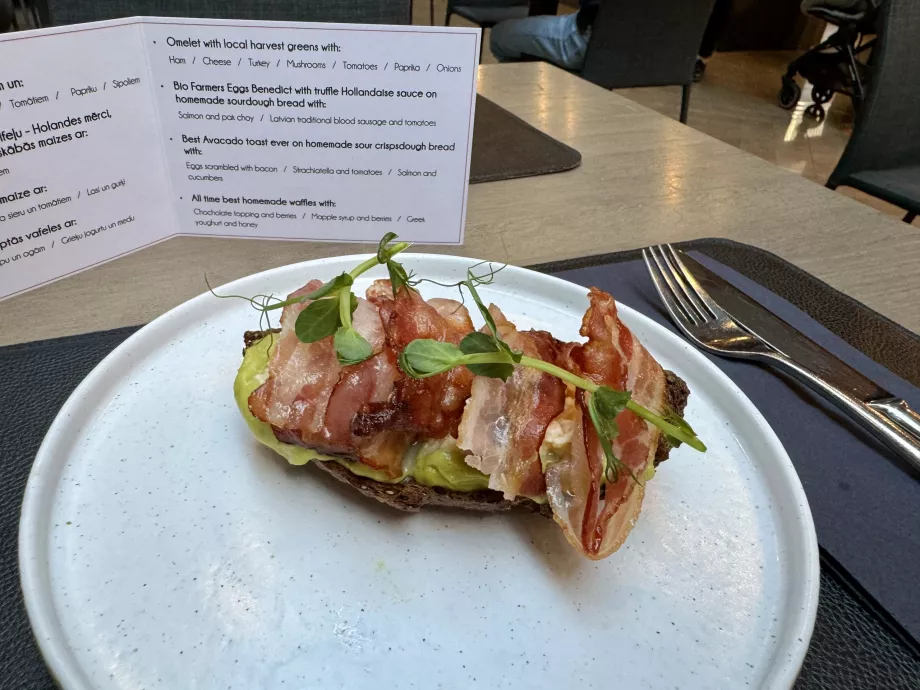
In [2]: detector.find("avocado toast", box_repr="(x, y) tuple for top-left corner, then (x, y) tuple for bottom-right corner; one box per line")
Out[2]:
(231, 236), (704, 559)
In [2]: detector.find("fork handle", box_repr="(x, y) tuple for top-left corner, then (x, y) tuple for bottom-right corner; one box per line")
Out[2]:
(761, 352), (920, 476)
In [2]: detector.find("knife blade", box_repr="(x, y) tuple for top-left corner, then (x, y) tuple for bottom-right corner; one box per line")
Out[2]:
(678, 252), (892, 403)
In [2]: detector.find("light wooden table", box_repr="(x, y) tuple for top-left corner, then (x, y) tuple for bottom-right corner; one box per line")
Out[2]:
(3, 62), (919, 345)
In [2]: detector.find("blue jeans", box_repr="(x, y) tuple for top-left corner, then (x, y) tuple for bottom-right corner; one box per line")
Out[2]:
(489, 12), (589, 71)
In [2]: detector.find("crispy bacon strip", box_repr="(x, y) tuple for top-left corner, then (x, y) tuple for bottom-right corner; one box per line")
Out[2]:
(542, 396), (592, 545)
(543, 288), (667, 560)
(353, 280), (475, 439)
(249, 280), (342, 448)
(249, 281), (410, 476)
(457, 307), (565, 499)
(324, 348), (412, 478)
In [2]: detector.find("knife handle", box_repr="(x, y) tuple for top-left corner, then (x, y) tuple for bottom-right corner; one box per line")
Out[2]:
(761, 352), (920, 476)
(867, 398), (920, 444)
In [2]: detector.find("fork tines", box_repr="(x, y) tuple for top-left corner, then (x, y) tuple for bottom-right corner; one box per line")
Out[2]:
(643, 245), (729, 326)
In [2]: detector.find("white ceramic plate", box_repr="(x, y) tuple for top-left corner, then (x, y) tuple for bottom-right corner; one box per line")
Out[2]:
(20, 254), (818, 690)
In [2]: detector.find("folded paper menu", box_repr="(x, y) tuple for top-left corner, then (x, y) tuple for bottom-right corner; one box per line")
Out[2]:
(0, 17), (480, 301)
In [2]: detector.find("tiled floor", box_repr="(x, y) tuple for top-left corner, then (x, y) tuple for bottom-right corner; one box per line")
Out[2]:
(617, 51), (914, 223)
(416, 1), (914, 224)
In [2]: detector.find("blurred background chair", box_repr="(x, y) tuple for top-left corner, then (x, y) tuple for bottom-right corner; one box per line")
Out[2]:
(581, 0), (717, 123)
(442, 0), (529, 60)
(0, 0), (14, 31)
(778, 0), (880, 121)
(825, 0), (920, 223)
(37, 0), (410, 25)
(1, 0), (42, 29)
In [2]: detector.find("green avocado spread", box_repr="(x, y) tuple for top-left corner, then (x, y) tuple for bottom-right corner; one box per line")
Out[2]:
(234, 335), (490, 491)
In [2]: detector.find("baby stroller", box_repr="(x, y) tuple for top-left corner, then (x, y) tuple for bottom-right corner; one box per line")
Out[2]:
(778, 0), (881, 120)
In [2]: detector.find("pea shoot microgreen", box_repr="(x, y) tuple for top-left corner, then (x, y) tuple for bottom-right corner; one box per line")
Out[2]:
(399, 268), (706, 484)
(209, 233), (412, 366)
(204, 275), (282, 335)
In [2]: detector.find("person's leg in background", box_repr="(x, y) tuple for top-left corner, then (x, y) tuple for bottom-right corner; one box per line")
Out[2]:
(490, 12), (589, 71)
(695, 0), (733, 81)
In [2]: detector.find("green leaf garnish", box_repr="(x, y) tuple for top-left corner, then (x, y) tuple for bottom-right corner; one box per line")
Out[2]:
(465, 277), (498, 336)
(459, 332), (515, 381)
(628, 402), (706, 452)
(377, 234), (414, 298)
(587, 387), (636, 483)
(587, 395), (621, 482)
(388, 260), (411, 296)
(465, 361), (516, 381)
(334, 327), (374, 366)
(459, 331), (501, 355)
(377, 232), (399, 263)
(306, 272), (353, 301)
(593, 386), (632, 424)
(659, 406), (696, 448)
(295, 297), (340, 343)
(399, 339), (465, 378)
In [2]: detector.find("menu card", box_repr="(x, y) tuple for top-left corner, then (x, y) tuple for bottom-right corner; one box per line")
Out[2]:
(0, 17), (479, 301)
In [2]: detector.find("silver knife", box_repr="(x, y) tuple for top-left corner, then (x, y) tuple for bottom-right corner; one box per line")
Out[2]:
(680, 253), (920, 444)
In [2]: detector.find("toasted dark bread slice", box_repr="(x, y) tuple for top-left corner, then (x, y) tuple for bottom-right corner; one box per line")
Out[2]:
(313, 459), (555, 516)
(242, 330), (689, 515)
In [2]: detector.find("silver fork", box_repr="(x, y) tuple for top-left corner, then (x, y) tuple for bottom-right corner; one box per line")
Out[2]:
(643, 244), (920, 474)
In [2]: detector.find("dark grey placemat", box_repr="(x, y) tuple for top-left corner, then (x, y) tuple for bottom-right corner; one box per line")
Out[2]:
(799, 567), (920, 690)
(470, 95), (581, 184)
